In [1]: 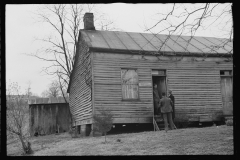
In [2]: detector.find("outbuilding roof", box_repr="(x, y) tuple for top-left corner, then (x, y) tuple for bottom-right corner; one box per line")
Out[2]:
(81, 30), (233, 55)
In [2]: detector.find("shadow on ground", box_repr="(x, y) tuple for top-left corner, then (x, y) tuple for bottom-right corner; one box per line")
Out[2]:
(107, 121), (225, 135)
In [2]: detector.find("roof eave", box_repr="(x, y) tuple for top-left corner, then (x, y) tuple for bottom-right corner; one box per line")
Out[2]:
(89, 47), (232, 57)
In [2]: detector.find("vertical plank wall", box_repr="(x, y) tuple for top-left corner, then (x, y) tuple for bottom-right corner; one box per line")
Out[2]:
(29, 103), (70, 136)
(69, 36), (92, 126)
(92, 52), (233, 123)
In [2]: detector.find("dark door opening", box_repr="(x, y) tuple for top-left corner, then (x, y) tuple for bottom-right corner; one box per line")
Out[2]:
(152, 71), (167, 115)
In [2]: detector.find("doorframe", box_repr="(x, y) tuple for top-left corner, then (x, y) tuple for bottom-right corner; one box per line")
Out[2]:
(151, 69), (168, 115)
(151, 70), (168, 95)
(219, 70), (233, 116)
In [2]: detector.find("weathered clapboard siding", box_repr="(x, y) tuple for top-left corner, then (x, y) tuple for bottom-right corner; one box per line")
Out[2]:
(69, 35), (92, 126)
(93, 54), (152, 122)
(167, 69), (222, 115)
(92, 52), (232, 123)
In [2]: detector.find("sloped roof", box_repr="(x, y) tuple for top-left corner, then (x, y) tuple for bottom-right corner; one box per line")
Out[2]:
(81, 30), (233, 55)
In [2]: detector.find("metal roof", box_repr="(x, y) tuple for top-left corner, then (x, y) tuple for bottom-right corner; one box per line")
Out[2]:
(81, 30), (233, 55)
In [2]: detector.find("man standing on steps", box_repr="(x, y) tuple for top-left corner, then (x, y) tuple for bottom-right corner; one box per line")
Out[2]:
(168, 90), (175, 121)
(153, 84), (160, 115)
(159, 92), (176, 132)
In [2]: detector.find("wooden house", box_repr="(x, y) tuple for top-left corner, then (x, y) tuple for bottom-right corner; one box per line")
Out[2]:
(67, 13), (233, 136)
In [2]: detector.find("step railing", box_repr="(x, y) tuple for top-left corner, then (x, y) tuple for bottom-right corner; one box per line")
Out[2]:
(153, 117), (160, 131)
(153, 115), (177, 131)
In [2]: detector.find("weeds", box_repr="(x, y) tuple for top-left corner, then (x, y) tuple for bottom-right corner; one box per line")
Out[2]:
(69, 127), (80, 138)
(226, 119), (233, 126)
(174, 113), (189, 128)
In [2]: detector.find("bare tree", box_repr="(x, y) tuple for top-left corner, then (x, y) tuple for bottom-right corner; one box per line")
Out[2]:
(29, 4), (116, 102)
(47, 80), (60, 98)
(57, 71), (69, 101)
(144, 3), (232, 53)
(41, 90), (49, 98)
(41, 79), (68, 99)
(7, 82), (33, 155)
(25, 81), (32, 98)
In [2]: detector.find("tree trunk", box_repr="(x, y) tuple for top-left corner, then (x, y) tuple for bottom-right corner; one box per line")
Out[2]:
(18, 134), (32, 154)
(18, 134), (27, 153)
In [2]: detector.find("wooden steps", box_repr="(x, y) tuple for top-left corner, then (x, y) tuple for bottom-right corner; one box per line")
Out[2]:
(153, 115), (178, 131)
(153, 115), (164, 131)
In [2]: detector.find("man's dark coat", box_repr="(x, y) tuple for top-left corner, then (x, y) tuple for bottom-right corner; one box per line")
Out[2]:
(159, 96), (173, 113)
(169, 94), (175, 119)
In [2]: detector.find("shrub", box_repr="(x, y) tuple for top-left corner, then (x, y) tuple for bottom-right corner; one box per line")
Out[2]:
(93, 109), (113, 143)
(7, 82), (33, 155)
(226, 119), (233, 126)
(69, 127), (80, 138)
(212, 111), (224, 122)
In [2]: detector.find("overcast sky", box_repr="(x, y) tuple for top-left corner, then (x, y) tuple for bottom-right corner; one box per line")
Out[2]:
(6, 3), (232, 96)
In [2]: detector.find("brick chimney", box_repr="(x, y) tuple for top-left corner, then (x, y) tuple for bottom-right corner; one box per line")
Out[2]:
(83, 13), (95, 30)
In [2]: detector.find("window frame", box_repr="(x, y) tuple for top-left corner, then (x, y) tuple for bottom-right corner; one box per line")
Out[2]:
(120, 68), (140, 101)
(152, 69), (166, 76)
(220, 70), (232, 77)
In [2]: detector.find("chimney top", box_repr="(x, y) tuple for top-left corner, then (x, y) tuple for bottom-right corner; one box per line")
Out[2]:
(84, 12), (95, 30)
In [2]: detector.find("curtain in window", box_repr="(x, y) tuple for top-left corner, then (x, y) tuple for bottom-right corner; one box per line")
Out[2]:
(121, 69), (139, 99)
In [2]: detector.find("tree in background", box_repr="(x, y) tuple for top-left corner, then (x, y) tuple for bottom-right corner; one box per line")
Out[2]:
(41, 80), (63, 98)
(92, 109), (114, 143)
(25, 81), (32, 98)
(144, 3), (232, 53)
(41, 90), (49, 98)
(30, 4), (116, 102)
(41, 80), (68, 99)
(47, 80), (60, 98)
(7, 82), (33, 155)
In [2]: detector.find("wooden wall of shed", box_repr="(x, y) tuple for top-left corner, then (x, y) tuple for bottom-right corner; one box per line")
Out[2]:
(92, 52), (233, 123)
(69, 36), (92, 126)
(29, 103), (70, 136)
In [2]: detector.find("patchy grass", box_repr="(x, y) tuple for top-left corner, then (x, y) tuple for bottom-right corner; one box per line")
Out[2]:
(7, 125), (233, 155)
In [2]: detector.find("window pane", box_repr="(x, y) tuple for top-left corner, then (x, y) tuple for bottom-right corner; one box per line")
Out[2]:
(122, 84), (138, 99)
(121, 69), (138, 84)
(121, 69), (139, 99)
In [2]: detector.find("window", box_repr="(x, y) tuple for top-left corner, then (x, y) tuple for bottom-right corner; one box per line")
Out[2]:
(220, 70), (232, 76)
(121, 69), (139, 100)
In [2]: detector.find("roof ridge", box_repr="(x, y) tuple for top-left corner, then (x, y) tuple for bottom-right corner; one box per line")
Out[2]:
(81, 29), (231, 40)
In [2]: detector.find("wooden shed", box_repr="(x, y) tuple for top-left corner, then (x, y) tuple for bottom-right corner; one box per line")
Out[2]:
(67, 13), (233, 136)
(29, 98), (71, 136)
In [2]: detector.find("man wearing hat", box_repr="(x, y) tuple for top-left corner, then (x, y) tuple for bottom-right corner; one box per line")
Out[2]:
(159, 92), (175, 132)
(168, 90), (175, 120)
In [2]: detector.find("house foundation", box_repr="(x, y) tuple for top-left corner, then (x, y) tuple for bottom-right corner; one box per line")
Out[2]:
(80, 124), (91, 136)
(89, 124), (103, 137)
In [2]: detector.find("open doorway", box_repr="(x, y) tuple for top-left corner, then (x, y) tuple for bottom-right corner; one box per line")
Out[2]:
(152, 70), (167, 115)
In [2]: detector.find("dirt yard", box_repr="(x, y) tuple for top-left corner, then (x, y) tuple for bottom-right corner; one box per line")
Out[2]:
(7, 125), (233, 155)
